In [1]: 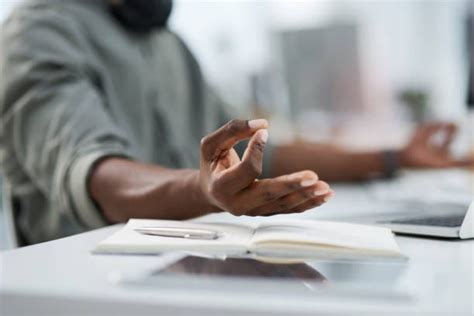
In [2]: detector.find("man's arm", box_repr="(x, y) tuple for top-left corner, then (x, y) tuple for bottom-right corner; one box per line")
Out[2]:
(271, 122), (473, 182)
(89, 160), (217, 223)
(90, 119), (334, 223)
(271, 143), (385, 181)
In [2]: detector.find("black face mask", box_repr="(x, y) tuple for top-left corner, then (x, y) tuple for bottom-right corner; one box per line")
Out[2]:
(109, 0), (173, 32)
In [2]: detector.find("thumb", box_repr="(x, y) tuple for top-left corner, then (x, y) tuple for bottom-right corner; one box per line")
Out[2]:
(218, 128), (269, 192)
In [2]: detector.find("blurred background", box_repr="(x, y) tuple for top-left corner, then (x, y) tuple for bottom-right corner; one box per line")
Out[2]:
(0, 0), (473, 248)
(170, 0), (472, 148)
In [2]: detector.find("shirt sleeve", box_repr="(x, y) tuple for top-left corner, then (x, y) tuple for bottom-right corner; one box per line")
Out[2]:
(0, 6), (136, 230)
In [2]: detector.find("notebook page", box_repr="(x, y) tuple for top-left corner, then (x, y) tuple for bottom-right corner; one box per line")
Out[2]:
(93, 219), (254, 255)
(250, 219), (400, 254)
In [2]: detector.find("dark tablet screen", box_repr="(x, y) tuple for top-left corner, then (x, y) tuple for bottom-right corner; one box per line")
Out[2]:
(159, 256), (327, 282)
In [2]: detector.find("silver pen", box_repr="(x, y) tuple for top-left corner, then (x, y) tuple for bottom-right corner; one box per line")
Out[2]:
(134, 227), (220, 240)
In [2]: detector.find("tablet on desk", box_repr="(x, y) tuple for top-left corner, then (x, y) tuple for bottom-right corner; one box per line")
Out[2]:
(119, 255), (411, 302)
(158, 256), (328, 281)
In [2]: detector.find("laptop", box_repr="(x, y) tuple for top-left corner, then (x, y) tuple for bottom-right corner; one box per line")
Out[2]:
(378, 12), (474, 239)
(377, 201), (474, 239)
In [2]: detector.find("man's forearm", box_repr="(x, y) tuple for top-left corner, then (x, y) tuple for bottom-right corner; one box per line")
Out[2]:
(89, 158), (220, 223)
(271, 143), (386, 182)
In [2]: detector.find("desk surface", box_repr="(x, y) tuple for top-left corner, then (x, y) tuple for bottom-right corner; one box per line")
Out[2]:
(1, 170), (473, 315)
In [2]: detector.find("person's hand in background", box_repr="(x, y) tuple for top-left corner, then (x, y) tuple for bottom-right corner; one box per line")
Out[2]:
(200, 119), (334, 216)
(400, 122), (474, 169)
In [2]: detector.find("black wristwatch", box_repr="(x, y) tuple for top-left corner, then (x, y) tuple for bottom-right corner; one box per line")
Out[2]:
(381, 150), (401, 179)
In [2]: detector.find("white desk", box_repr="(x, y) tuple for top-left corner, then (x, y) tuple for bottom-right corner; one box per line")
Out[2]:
(1, 170), (473, 315)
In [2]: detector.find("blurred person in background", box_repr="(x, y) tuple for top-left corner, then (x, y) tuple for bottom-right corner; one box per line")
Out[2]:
(0, 0), (471, 245)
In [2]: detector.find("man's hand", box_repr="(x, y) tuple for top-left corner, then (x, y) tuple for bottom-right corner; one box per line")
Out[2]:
(400, 122), (473, 169)
(200, 119), (334, 216)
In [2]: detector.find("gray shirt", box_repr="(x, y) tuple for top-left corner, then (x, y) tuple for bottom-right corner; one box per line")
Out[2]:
(0, 0), (271, 244)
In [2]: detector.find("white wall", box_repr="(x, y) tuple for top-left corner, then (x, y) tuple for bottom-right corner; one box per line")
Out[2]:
(170, 0), (471, 119)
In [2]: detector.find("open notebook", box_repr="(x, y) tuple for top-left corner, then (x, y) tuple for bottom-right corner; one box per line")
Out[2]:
(93, 219), (402, 260)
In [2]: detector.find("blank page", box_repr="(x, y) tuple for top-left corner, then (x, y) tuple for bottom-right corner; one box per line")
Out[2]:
(251, 220), (400, 254)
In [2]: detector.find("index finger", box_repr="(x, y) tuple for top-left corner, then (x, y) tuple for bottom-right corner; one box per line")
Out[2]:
(215, 129), (268, 193)
(200, 119), (268, 162)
